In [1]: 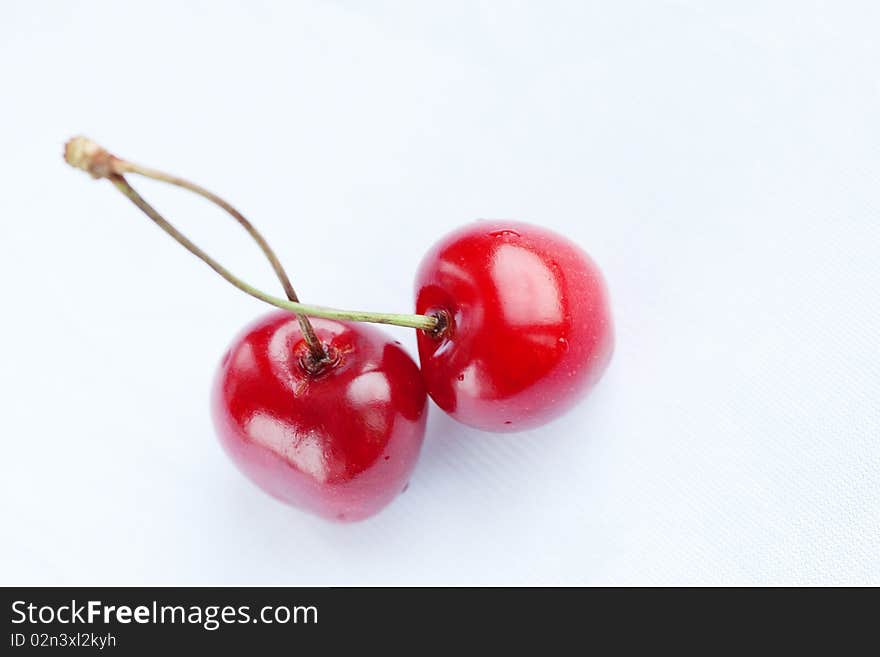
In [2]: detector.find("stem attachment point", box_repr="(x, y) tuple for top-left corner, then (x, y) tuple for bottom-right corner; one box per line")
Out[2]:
(298, 343), (341, 376)
(64, 136), (118, 179)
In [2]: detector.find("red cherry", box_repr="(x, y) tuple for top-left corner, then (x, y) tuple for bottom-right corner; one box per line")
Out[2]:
(415, 221), (613, 432)
(212, 311), (427, 521)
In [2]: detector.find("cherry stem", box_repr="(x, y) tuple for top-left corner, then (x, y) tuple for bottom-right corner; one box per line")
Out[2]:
(113, 157), (325, 360)
(64, 137), (439, 334)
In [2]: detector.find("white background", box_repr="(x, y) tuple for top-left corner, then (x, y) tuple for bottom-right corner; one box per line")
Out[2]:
(1, 1), (878, 585)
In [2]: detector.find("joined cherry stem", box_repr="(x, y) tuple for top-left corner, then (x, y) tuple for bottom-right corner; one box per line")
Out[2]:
(114, 160), (326, 357)
(63, 137), (439, 346)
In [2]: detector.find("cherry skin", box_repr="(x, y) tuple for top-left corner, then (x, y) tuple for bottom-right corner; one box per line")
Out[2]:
(415, 220), (613, 432)
(212, 311), (428, 521)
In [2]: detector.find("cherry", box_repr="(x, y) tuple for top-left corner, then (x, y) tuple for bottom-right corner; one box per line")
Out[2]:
(415, 220), (614, 432)
(212, 311), (427, 521)
(64, 137), (436, 522)
(64, 137), (616, 523)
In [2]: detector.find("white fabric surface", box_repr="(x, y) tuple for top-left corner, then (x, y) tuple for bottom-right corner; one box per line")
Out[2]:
(0, 1), (877, 585)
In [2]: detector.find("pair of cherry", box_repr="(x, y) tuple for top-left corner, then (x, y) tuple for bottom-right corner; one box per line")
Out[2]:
(66, 137), (614, 522)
